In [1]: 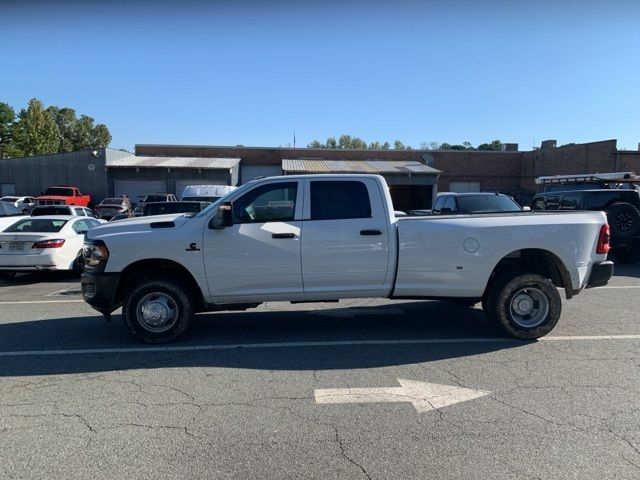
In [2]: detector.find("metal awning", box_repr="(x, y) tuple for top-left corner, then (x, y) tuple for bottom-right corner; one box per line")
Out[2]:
(106, 156), (240, 170)
(282, 159), (440, 175)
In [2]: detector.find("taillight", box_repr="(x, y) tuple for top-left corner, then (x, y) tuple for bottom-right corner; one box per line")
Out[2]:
(32, 239), (66, 249)
(596, 224), (610, 254)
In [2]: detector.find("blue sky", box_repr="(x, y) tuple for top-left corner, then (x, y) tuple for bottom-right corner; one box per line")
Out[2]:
(2, 0), (639, 151)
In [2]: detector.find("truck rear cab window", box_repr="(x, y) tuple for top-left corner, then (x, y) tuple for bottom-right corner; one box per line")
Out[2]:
(310, 181), (371, 220)
(443, 196), (458, 213)
(432, 196), (446, 213)
(233, 182), (297, 223)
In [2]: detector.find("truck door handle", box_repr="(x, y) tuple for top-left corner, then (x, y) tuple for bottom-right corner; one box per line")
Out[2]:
(360, 229), (382, 236)
(272, 233), (295, 239)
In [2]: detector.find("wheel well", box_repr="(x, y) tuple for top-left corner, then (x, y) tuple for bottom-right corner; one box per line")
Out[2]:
(485, 249), (573, 299)
(115, 259), (205, 311)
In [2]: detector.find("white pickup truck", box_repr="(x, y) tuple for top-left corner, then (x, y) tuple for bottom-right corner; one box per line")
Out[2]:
(81, 174), (613, 343)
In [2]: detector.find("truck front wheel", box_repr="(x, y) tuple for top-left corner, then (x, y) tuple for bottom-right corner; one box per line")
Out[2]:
(484, 273), (561, 339)
(123, 279), (193, 344)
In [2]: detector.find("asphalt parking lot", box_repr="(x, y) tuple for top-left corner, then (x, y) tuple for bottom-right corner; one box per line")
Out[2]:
(1, 264), (639, 479)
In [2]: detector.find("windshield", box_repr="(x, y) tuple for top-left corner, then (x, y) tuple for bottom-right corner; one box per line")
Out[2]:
(100, 198), (124, 205)
(32, 206), (70, 216)
(457, 195), (522, 213)
(144, 202), (204, 215)
(0, 203), (21, 216)
(45, 187), (75, 196)
(196, 181), (257, 218)
(5, 218), (67, 233)
(144, 195), (169, 202)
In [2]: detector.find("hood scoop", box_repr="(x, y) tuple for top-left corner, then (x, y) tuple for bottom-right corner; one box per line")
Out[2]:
(150, 221), (175, 229)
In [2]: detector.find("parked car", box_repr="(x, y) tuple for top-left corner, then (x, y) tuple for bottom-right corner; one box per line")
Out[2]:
(109, 212), (137, 222)
(133, 193), (177, 214)
(0, 216), (102, 276)
(35, 186), (91, 207)
(94, 197), (132, 220)
(428, 192), (524, 215)
(0, 203), (28, 232)
(31, 205), (99, 218)
(0, 196), (36, 214)
(531, 189), (640, 263)
(142, 201), (211, 216)
(180, 185), (237, 202)
(82, 174), (612, 344)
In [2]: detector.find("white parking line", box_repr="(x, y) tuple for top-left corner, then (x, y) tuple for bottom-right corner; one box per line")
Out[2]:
(0, 300), (85, 305)
(0, 335), (638, 357)
(598, 286), (640, 289)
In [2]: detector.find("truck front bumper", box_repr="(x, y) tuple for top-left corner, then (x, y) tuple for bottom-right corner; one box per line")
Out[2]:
(585, 261), (614, 288)
(81, 271), (121, 314)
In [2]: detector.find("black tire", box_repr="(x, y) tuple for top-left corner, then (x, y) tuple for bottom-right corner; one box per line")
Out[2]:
(0, 271), (16, 280)
(606, 203), (640, 241)
(123, 279), (193, 344)
(611, 244), (640, 264)
(484, 273), (561, 339)
(72, 251), (85, 275)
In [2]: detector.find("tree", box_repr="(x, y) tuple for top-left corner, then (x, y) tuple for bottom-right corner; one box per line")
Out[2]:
(477, 140), (503, 151)
(92, 124), (112, 148)
(48, 106), (77, 152)
(307, 135), (408, 150)
(12, 98), (60, 156)
(0, 102), (19, 158)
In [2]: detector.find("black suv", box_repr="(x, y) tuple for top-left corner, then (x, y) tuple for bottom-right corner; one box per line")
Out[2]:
(531, 189), (640, 263)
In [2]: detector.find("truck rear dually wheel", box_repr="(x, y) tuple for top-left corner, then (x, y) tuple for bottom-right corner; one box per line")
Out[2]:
(484, 273), (561, 339)
(123, 279), (193, 344)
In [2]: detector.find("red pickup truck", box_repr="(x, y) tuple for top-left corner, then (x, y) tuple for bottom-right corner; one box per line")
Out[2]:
(35, 186), (91, 207)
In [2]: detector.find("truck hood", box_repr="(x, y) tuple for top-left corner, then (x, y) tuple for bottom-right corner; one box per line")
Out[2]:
(87, 213), (192, 239)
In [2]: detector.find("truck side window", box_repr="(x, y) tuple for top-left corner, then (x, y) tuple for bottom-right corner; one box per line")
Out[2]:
(545, 196), (560, 210)
(560, 194), (581, 210)
(531, 197), (545, 210)
(233, 182), (297, 224)
(310, 181), (371, 220)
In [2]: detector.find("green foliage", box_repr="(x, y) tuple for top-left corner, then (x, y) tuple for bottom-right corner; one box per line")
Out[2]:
(0, 102), (20, 158)
(424, 140), (503, 151)
(308, 135), (409, 150)
(12, 98), (60, 156)
(0, 98), (112, 157)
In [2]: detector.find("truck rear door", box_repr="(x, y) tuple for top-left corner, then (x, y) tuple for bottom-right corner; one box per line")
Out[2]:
(300, 178), (391, 294)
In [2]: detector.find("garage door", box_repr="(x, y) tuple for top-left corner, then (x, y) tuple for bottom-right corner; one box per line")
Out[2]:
(241, 165), (282, 184)
(114, 180), (168, 205)
(449, 181), (481, 193)
(175, 180), (214, 200)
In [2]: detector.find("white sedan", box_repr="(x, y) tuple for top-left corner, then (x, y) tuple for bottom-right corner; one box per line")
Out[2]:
(0, 216), (102, 274)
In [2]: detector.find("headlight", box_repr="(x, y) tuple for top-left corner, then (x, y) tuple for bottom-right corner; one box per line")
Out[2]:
(83, 240), (110, 267)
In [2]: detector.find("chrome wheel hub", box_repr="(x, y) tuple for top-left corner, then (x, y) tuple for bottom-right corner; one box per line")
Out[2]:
(137, 292), (178, 333)
(509, 288), (549, 329)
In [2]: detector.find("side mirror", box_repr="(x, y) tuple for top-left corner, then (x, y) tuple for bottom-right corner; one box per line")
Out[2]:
(209, 202), (233, 229)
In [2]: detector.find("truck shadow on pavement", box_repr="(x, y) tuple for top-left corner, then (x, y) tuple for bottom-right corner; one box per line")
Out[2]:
(0, 301), (529, 377)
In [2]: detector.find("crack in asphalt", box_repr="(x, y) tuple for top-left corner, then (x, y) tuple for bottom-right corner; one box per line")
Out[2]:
(333, 426), (372, 480)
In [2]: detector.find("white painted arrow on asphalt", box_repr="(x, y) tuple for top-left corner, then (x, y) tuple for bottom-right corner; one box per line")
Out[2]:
(315, 379), (491, 413)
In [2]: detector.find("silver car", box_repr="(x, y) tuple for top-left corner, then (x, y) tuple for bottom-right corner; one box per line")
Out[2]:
(0, 196), (36, 214)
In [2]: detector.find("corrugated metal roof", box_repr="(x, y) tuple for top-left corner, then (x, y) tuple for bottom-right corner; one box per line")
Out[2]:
(282, 159), (440, 175)
(106, 156), (240, 170)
